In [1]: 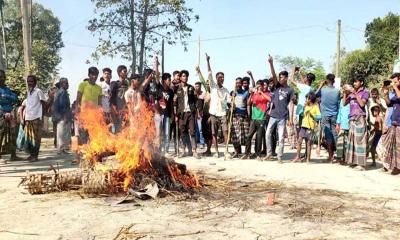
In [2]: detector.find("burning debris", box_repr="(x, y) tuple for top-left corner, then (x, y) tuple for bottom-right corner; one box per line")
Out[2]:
(20, 104), (200, 196)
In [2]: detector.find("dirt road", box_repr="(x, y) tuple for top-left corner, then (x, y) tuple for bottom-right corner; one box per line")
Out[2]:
(1, 138), (399, 240)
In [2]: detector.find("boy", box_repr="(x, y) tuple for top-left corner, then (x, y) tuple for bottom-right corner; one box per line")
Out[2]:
(368, 106), (383, 167)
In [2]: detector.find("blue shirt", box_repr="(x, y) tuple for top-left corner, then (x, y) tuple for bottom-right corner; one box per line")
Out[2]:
(0, 86), (18, 112)
(389, 93), (400, 126)
(386, 92), (395, 127)
(336, 100), (350, 130)
(270, 82), (295, 119)
(234, 89), (249, 116)
(296, 83), (312, 116)
(53, 89), (71, 121)
(316, 85), (340, 117)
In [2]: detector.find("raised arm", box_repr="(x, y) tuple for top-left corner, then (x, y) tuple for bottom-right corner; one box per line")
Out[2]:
(298, 67), (307, 84)
(268, 54), (277, 86)
(141, 72), (153, 89)
(206, 53), (216, 88)
(154, 56), (160, 86)
(247, 70), (256, 88)
(290, 67), (297, 86)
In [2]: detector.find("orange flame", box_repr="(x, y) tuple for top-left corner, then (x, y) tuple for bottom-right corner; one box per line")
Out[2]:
(77, 101), (199, 192)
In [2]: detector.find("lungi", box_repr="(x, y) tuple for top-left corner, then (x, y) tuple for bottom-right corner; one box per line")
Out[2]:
(377, 126), (400, 170)
(231, 115), (249, 146)
(346, 116), (367, 166)
(24, 118), (43, 157)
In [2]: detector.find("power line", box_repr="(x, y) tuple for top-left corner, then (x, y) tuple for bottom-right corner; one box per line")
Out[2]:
(62, 13), (95, 34)
(344, 24), (398, 44)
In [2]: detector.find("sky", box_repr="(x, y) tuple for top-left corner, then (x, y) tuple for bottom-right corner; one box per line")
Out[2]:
(35, 0), (398, 99)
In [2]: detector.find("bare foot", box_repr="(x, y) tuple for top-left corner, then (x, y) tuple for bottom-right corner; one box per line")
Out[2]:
(292, 157), (302, 163)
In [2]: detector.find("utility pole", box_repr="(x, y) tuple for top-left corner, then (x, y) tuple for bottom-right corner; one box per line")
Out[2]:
(398, 14), (400, 58)
(20, 0), (32, 77)
(336, 19), (341, 77)
(161, 39), (164, 75)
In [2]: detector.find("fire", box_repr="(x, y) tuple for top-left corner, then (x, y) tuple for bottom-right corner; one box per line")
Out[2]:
(76, 102), (200, 192)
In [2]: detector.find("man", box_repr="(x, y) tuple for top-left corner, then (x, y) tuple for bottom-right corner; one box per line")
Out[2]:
(194, 81), (205, 149)
(0, 70), (19, 162)
(170, 70), (181, 155)
(99, 68), (112, 123)
(52, 78), (72, 155)
(110, 65), (129, 133)
(174, 70), (200, 158)
(316, 73), (341, 162)
(290, 67), (314, 129)
(47, 83), (60, 148)
(241, 80), (271, 160)
(231, 77), (250, 157)
(76, 67), (102, 146)
(380, 73), (400, 174)
(206, 54), (230, 158)
(125, 73), (152, 112)
(24, 75), (46, 162)
(265, 55), (295, 163)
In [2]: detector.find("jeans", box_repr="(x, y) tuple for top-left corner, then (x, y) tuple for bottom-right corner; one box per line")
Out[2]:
(266, 117), (286, 160)
(195, 118), (205, 145)
(322, 116), (338, 145)
(154, 114), (171, 153)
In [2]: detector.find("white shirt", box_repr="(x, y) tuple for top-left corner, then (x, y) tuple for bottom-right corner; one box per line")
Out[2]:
(98, 81), (111, 113)
(124, 88), (142, 113)
(25, 87), (45, 121)
(208, 72), (229, 117)
(182, 86), (191, 112)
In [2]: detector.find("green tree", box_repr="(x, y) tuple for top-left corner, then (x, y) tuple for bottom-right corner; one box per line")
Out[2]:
(339, 12), (399, 87)
(276, 55), (326, 89)
(88, 0), (199, 75)
(3, 0), (63, 98)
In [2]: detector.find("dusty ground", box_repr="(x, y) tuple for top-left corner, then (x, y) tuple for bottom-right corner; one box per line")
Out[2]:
(1, 137), (400, 240)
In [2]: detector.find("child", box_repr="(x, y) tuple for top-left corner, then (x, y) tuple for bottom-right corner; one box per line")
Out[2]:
(368, 106), (383, 167)
(335, 86), (351, 164)
(293, 92), (321, 163)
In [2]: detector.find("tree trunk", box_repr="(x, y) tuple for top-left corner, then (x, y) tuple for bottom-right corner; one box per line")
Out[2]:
(138, 0), (148, 76)
(129, 0), (136, 74)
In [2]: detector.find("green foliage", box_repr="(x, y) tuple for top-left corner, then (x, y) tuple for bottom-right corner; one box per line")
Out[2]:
(276, 55), (326, 90)
(88, 0), (198, 74)
(339, 12), (399, 87)
(3, 0), (63, 98)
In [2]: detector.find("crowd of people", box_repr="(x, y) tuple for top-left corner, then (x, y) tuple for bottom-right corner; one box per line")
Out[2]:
(1, 54), (399, 175)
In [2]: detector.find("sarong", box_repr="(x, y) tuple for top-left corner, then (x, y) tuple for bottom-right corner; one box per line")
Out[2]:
(0, 113), (17, 154)
(346, 116), (367, 166)
(231, 115), (249, 146)
(24, 118), (43, 157)
(377, 126), (400, 170)
(336, 130), (348, 162)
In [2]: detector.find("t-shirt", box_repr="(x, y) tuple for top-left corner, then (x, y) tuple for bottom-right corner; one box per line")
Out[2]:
(336, 100), (350, 130)
(296, 83), (312, 116)
(316, 85), (340, 117)
(385, 92), (395, 127)
(234, 89), (249, 117)
(110, 79), (129, 110)
(389, 94), (400, 126)
(301, 104), (321, 130)
(348, 88), (369, 118)
(251, 92), (270, 120)
(270, 82), (294, 119)
(98, 81), (111, 113)
(25, 87), (46, 121)
(78, 81), (102, 106)
(157, 86), (174, 117)
(0, 86), (18, 112)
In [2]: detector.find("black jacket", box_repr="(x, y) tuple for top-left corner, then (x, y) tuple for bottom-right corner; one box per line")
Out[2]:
(174, 84), (197, 114)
